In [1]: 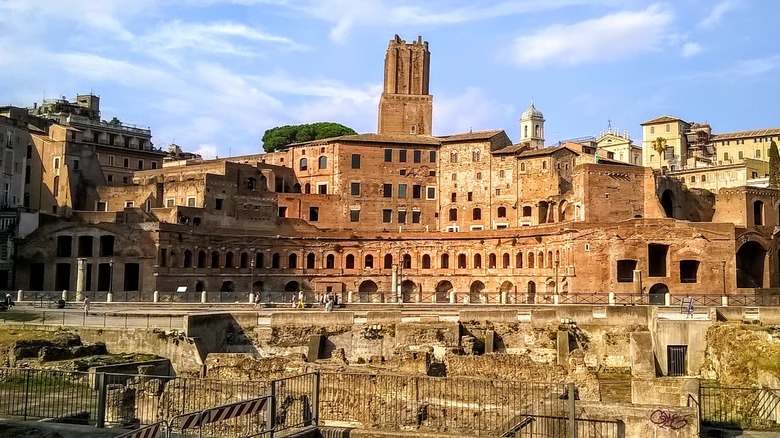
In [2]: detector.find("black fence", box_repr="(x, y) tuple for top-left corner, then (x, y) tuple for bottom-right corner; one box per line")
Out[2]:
(701, 384), (780, 431)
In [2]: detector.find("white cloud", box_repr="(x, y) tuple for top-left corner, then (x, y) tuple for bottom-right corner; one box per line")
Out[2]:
(681, 42), (703, 58)
(698, 0), (738, 29)
(433, 87), (515, 137)
(504, 4), (673, 68)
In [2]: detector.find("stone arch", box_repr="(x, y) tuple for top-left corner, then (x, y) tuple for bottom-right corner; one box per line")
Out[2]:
(183, 249), (193, 268)
(198, 250), (207, 268)
(648, 283), (668, 305)
(195, 280), (205, 292)
(470, 281), (485, 303)
(435, 280), (453, 303)
(545, 278), (555, 294)
(660, 190), (674, 218)
(284, 281), (300, 292)
(500, 281), (513, 298)
(737, 241), (766, 288)
(559, 200), (569, 221)
(220, 281), (235, 292)
(401, 280), (416, 303)
(527, 281), (536, 304)
(358, 280), (379, 303)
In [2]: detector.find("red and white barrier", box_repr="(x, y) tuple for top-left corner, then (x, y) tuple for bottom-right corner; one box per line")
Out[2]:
(114, 422), (162, 438)
(174, 396), (269, 430)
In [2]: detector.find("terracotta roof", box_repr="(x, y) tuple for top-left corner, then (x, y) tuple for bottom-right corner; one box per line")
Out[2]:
(519, 145), (580, 158)
(287, 133), (440, 147)
(640, 115), (684, 125)
(711, 128), (780, 141)
(437, 130), (505, 143)
(493, 142), (530, 155)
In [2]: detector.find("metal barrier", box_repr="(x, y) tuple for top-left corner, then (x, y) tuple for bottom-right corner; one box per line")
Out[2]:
(0, 368), (98, 424)
(168, 396), (270, 438)
(701, 384), (780, 431)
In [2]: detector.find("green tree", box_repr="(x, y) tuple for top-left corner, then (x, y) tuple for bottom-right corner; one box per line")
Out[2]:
(261, 122), (356, 152)
(652, 137), (667, 157)
(769, 140), (780, 189)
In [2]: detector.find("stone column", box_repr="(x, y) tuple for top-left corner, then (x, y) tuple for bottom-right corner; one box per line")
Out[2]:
(632, 270), (642, 294)
(17, 290), (22, 302)
(201, 290), (207, 304)
(391, 264), (398, 303)
(76, 258), (87, 301)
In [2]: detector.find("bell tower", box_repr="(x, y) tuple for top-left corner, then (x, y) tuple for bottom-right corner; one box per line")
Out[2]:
(377, 35), (433, 136)
(520, 100), (545, 149)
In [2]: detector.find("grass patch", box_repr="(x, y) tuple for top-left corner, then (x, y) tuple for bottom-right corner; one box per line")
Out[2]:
(0, 311), (39, 323)
(0, 327), (61, 352)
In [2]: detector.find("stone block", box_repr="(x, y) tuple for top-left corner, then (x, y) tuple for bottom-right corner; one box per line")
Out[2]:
(307, 334), (323, 362)
(630, 332), (655, 378)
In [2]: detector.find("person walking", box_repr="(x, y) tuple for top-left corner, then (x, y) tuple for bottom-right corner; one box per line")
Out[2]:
(686, 297), (694, 319)
(83, 297), (91, 316)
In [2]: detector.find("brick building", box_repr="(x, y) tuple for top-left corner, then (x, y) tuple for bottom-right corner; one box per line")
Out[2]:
(10, 35), (779, 303)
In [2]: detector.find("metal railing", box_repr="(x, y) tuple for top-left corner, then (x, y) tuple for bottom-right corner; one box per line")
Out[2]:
(319, 372), (571, 436)
(0, 368), (98, 424)
(701, 384), (780, 431)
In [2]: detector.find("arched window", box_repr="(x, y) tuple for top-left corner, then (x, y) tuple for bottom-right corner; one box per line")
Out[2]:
(255, 252), (264, 269)
(542, 161), (547, 170)
(288, 253), (298, 269)
(449, 209), (458, 221)
(755, 200), (765, 226)
(326, 254), (335, 269)
(450, 151), (458, 163)
(516, 252), (523, 268)
(183, 250), (192, 268)
(306, 253), (315, 268)
(318, 156), (327, 169)
(440, 253), (450, 269)
(198, 250), (207, 268)
(528, 253), (535, 268)
(345, 254), (355, 269)
(53, 176), (59, 197)
(497, 206), (506, 218)
(524, 126), (528, 138)
(502, 253), (510, 268)
(458, 254), (467, 269)
(384, 254), (393, 269)
(472, 208), (482, 220)
(211, 251), (220, 268)
(304, 183), (311, 194)
(299, 158), (308, 171)
(365, 254), (374, 269)
(474, 254), (482, 269)
(240, 252), (248, 268)
(225, 252), (234, 268)
(272, 253), (280, 268)
(402, 254), (412, 269)
(538, 251), (544, 268)
(535, 124), (540, 137)
(472, 149), (481, 162)
(422, 254), (431, 269)
(547, 251), (553, 268)
(521, 162), (526, 172)
(488, 253), (497, 269)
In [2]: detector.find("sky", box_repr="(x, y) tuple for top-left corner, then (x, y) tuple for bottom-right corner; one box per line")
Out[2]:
(1, 0), (778, 158)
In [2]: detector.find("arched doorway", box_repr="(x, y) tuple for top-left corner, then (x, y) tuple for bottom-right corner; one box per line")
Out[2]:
(737, 241), (766, 288)
(220, 281), (234, 292)
(470, 281), (485, 303)
(358, 280), (379, 303)
(284, 281), (300, 292)
(500, 281), (514, 304)
(527, 281), (536, 304)
(648, 283), (669, 305)
(195, 280), (205, 293)
(660, 190), (674, 218)
(435, 281), (453, 303)
(401, 280), (416, 303)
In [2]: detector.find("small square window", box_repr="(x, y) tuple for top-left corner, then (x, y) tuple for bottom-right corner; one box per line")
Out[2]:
(351, 182), (361, 196)
(412, 211), (421, 223)
(397, 210), (407, 224)
(382, 209), (392, 223)
(350, 209), (360, 222)
(215, 198), (224, 210)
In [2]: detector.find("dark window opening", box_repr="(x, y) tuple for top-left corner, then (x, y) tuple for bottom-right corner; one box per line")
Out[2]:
(78, 236), (93, 257)
(648, 244), (669, 277)
(57, 236), (72, 257)
(617, 260), (637, 282)
(680, 260), (699, 283)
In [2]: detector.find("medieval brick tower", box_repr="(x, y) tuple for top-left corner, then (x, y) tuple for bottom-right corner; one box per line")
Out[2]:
(377, 35), (433, 136)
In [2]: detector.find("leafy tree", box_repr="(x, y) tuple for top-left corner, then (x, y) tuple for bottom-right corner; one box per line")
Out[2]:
(769, 140), (780, 189)
(652, 137), (667, 157)
(261, 122), (356, 152)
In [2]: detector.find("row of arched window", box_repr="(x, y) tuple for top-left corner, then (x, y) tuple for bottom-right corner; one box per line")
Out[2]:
(161, 248), (568, 271)
(299, 156), (328, 171)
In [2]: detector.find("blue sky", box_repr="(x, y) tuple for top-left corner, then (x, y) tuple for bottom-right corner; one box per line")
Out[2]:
(1, 0), (778, 158)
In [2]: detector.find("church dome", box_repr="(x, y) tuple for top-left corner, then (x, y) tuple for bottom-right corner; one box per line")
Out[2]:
(522, 101), (544, 120)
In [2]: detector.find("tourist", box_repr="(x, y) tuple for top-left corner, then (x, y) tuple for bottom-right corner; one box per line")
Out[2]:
(84, 297), (91, 316)
(4, 293), (13, 308)
(686, 297), (694, 318)
(324, 293), (334, 312)
(253, 294), (261, 309)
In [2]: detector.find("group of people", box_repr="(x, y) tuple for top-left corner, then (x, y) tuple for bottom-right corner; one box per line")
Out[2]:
(252, 290), (340, 310)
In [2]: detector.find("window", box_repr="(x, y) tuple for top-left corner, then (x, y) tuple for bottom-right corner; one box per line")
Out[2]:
(398, 184), (407, 198)
(413, 150), (421, 163)
(450, 151), (458, 163)
(318, 156), (327, 169)
(53, 157), (60, 169)
(166, 198), (175, 207)
(52, 176), (59, 197)
(215, 198), (224, 210)
(739, 151), (744, 159)
(523, 206), (532, 217)
(399, 169), (406, 176)
(317, 183), (328, 194)
(326, 254), (335, 269)
(383, 183), (392, 198)
(382, 209), (392, 223)
(137, 160), (144, 170)
(458, 254), (467, 269)
(451, 193), (457, 202)
(74, 159), (80, 170)
(680, 260), (699, 283)
(441, 254), (450, 269)
(476, 172), (482, 180)
(756, 150), (762, 158)
(123, 158), (129, 168)
(365, 254), (374, 269)
(384, 149), (393, 162)
(309, 207), (319, 221)
(108, 155), (115, 166)
(497, 206), (506, 218)
(56, 236), (72, 257)
(496, 188), (501, 196)
(472, 149), (481, 162)
(451, 173), (456, 181)
(345, 254), (355, 269)
(430, 151), (437, 163)
(351, 154), (361, 169)
(467, 192), (473, 202)
(472, 208), (482, 220)
(412, 185), (422, 199)
(489, 253), (497, 269)
(412, 211), (421, 223)
(665, 124), (670, 132)
(300, 158), (308, 171)
(351, 182), (361, 196)
(422, 255), (431, 269)
(449, 208), (458, 221)
(125, 201), (134, 208)
(398, 210), (407, 223)
(499, 170), (505, 178)
(187, 197), (196, 207)
(648, 244), (669, 277)
(723, 152), (729, 161)
(520, 162), (526, 172)
(754, 200), (765, 226)
(384, 254), (393, 269)
(399, 150), (407, 162)
(25, 165), (31, 184)
(278, 206), (287, 217)
(617, 260), (637, 282)
(350, 209), (360, 222)
(474, 254), (482, 268)
(650, 126), (655, 134)
(426, 186), (436, 200)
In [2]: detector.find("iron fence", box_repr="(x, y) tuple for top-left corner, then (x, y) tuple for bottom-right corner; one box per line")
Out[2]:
(701, 384), (780, 431)
(319, 372), (571, 436)
(0, 368), (98, 424)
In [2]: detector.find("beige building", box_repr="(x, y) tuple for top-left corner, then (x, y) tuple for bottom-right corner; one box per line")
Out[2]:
(595, 126), (641, 166)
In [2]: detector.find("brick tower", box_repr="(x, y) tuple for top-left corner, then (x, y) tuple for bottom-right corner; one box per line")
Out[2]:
(377, 35), (433, 136)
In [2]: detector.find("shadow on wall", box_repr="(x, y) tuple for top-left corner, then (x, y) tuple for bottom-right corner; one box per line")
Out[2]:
(656, 176), (715, 222)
